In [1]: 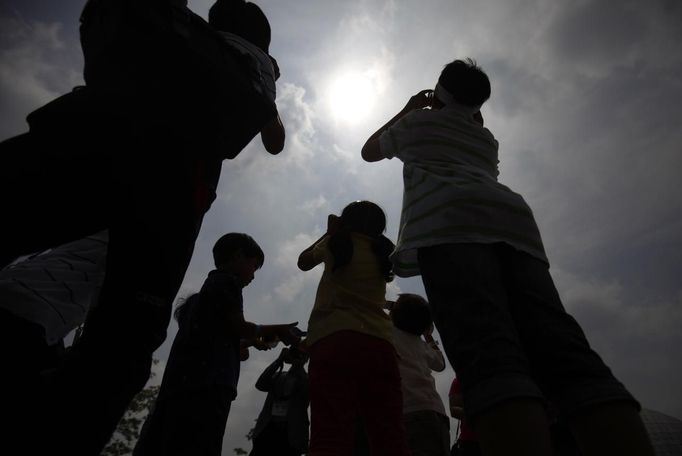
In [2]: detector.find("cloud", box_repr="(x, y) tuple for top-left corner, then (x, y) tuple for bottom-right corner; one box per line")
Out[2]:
(0, 13), (82, 139)
(273, 233), (321, 303)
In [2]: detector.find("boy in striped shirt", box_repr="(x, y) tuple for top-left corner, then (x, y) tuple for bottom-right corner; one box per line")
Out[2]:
(361, 59), (653, 456)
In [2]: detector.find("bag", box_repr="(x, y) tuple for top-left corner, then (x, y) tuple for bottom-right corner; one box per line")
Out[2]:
(78, 0), (277, 159)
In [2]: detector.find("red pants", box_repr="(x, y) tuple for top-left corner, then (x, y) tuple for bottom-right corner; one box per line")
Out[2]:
(308, 331), (411, 456)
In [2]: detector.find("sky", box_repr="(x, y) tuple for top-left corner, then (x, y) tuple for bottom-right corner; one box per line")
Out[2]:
(1, 0), (681, 453)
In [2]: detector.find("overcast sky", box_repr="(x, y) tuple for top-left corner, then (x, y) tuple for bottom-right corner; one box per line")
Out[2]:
(1, 0), (681, 453)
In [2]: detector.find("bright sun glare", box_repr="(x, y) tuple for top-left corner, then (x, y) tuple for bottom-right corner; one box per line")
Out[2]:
(328, 71), (377, 125)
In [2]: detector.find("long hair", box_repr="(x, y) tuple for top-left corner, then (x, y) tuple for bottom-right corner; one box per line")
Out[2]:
(173, 293), (199, 327)
(328, 201), (395, 282)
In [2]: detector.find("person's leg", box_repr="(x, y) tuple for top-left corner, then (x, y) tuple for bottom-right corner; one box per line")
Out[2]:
(418, 243), (552, 456)
(357, 335), (411, 456)
(307, 332), (359, 456)
(499, 247), (654, 456)
(39, 134), (219, 455)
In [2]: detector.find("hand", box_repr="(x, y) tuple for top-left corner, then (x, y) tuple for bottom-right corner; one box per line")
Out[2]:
(276, 322), (302, 346)
(404, 89), (434, 111)
(253, 338), (276, 351)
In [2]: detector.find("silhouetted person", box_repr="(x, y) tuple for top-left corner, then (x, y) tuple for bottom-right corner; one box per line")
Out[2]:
(0, 1), (285, 453)
(134, 233), (299, 456)
(388, 294), (450, 456)
(362, 58), (655, 456)
(298, 201), (411, 456)
(250, 346), (310, 456)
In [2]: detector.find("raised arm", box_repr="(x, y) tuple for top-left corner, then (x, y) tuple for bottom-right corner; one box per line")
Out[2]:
(297, 214), (341, 271)
(255, 350), (285, 392)
(424, 332), (446, 372)
(361, 89), (433, 162)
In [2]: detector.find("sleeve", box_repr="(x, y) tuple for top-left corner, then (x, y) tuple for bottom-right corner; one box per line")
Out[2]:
(378, 113), (414, 160)
(424, 341), (446, 372)
(311, 236), (330, 265)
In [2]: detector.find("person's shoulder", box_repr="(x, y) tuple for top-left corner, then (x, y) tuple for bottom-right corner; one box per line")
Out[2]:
(203, 269), (241, 293)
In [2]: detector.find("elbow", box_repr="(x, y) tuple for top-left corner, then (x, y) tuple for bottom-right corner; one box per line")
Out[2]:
(361, 141), (382, 162)
(297, 257), (312, 271)
(263, 133), (285, 155)
(361, 143), (373, 162)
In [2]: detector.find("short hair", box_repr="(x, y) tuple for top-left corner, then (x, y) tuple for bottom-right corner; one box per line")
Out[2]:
(391, 293), (432, 335)
(212, 232), (264, 268)
(438, 58), (491, 108)
(208, 0), (272, 53)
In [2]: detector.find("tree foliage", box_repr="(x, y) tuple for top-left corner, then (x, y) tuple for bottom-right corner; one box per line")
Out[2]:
(100, 360), (161, 456)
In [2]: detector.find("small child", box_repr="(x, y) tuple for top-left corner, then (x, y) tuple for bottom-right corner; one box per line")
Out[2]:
(134, 233), (300, 456)
(298, 201), (410, 456)
(362, 59), (654, 456)
(388, 293), (450, 456)
(250, 346), (310, 456)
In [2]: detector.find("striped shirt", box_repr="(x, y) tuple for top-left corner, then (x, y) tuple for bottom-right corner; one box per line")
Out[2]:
(379, 103), (548, 277)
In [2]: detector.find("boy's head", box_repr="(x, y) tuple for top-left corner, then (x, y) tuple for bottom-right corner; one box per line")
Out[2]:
(390, 293), (432, 335)
(436, 58), (490, 109)
(208, 0), (272, 53)
(213, 233), (264, 287)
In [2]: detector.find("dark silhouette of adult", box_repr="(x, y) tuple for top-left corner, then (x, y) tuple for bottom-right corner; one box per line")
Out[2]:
(250, 347), (310, 456)
(0, 0), (285, 454)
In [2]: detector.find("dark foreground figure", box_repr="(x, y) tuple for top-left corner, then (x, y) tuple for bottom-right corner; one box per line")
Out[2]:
(0, 0), (284, 454)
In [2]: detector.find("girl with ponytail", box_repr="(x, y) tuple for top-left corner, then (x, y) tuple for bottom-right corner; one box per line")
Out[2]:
(297, 201), (410, 456)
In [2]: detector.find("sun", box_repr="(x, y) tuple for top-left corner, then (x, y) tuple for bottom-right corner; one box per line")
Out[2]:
(327, 70), (377, 125)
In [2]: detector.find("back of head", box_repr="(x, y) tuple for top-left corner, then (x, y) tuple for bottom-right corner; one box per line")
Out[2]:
(339, 200), (386, 238)
(438, 58), (491, 108)
(208, 0), (272, 53)
(213, 232), (264, 268)
(328, 201), (394, 282)
(391, 293), (432, 335)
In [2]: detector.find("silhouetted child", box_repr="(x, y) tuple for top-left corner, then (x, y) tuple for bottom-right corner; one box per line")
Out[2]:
(250, 346), (310, 456)
(362, 59), (654, 456)
(0, 1), (287, 453)
(134, 233), (300, 456)
(388, 293), (450, 456)
(298, 201), (410, 455)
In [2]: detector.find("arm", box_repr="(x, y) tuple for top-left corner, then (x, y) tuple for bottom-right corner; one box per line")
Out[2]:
(361, 89), (433, 162)
(240, 321), (301, 346)
(297, 214), (341, 271)
(423, 333), (446, 372)
(260, 113), (285, 154)
(255, 351), (285, 392)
